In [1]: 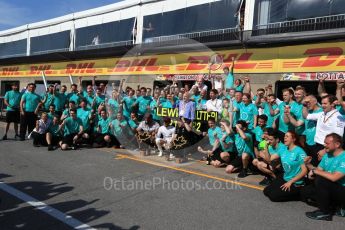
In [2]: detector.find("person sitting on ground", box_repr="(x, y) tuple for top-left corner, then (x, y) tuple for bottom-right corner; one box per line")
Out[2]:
(263, 131), (307, 202)
(59, 109), (84, 150)
(46, 115), (62, 151)
(155, 117), (176, 158)
(302, 133), (345, 221)
(31, 112), (51, 147)
(252, 128), (286, 186)
(93, 110), (113, 148)
(225, 120), (254, 178)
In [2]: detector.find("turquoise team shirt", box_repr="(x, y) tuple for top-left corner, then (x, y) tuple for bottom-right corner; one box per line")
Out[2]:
(279, 146), (307, 185)
(232, 100), (242, 127)
(48, 123), (61, 137)
(207, 126), (223, 146)
(67, 92), (81, 105)
(77, 108), (91, 131)
(239, 103), (258, 130)
(294, 102), (305, 135)
(252, 126), (265, 142)
(4, 90), (21, 111)
(235, 132), (254, 157)
(305, 108), (323, 146)
(22, 92), (41, 112)
(64, 117), (82, 136)
(107, 99), (119, 119)
(42, 93), (54, 111)
(123, 96), (136, 118)
(268, 142), (287, 155)
(136, 96), (152, 116)
(97, 117), (111, 134)
(319, 152), (345, 186)
(111, 119), (128, 136)
(150, 100), (160, 121)
(277, 101), (299, 133)
(220, 131), (234, 152)
(235, 84), (244, 92)
(54, 93), (67, 111)
(225, 72), (234, 89)
(262, 102), (278, 128)
(94, 95), (105, 109)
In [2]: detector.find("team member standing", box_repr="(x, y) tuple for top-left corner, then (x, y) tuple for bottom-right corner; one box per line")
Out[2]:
(178, 93), (195, 121)
(263, 131), (308, 202)
(3, 83), (21, 140)
(206, 89), (222, 114)
(305, 95), (345, 163)
(19, 83), (41, 141)
(239, 93), (258, 131)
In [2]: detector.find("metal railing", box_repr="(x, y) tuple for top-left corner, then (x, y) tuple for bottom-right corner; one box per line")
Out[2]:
(76, 40), (133, 51)
(0, 52), (27, 59)
(253, 13), (345, 36)
(31, 48), (70, 56)
(145, 27), (239, 45)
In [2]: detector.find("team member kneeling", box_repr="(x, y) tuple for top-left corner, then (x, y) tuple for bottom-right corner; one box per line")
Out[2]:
(225, 120), (254, 178)
(59, 109), (84, 150)
(31, 112), (51, 147)
(252, 128), (286, 186)
(93, 110), (113, 148)
(263, 131), (307, 202)
(304, 133), (345, 221)
(46, 116), (62, 151)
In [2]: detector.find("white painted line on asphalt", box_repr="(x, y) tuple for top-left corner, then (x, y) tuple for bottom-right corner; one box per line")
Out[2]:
(0, 181), (97, 230)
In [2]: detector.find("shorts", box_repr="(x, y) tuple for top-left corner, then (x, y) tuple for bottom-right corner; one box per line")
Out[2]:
(211, 148), (235, 164)
(51, 136), (62, 146)
(6, 110), (20, 123)
(229, 155), (243, 169)
(62, 133), (78, 146)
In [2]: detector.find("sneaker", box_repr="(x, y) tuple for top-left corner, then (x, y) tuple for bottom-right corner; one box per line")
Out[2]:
(238, 168), (248, 178)
(335, 207), (345, 217)
(158, 151), (163, 157)
(2, 135), (7, 140)
(48, 145), (54, 151)
(305, 210), (332, 221)
(169, 153), (175, 160)
(259, 177), (272, 186)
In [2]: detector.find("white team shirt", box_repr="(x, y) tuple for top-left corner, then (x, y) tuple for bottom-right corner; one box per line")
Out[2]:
(156, 125), (176, 139)
(206, 99), (223, 113)
(306, 109), (345, 145)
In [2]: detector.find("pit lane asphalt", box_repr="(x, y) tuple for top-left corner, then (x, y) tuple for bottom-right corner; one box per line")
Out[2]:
(0, 124), (344, 230)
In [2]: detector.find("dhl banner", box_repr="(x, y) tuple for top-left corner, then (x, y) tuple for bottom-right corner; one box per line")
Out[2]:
(2, 41), (345, 77)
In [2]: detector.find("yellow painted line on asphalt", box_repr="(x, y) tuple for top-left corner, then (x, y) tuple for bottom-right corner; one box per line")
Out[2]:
(102, 149), (264, 191)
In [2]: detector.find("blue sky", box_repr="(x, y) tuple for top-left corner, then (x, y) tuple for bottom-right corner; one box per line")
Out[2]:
(0, 0), (122, 31)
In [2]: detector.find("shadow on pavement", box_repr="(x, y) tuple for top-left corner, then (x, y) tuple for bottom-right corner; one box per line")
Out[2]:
(0, 174), (140, 230)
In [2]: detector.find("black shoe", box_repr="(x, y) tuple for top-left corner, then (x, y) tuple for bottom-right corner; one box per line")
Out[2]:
(48, 145), (54, 151)
(259, 177), (272, 186)
(306, 210), (332, 221)
(15, 134), (20, 139)
(238, 168), (248, 178)
(2, 135), (7, 140)
(20, 137), (25, 141)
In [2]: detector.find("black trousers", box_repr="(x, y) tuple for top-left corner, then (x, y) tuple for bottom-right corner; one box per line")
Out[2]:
(314, 176), (345, 214)
(20, 112), (37, 138)
(305, 143), (324, 167)
(31, 132), (47, 146)
(263, 176), (303, 202)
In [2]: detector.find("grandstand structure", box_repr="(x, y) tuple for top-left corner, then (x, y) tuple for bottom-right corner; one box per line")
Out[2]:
(0, 0), (345, 96)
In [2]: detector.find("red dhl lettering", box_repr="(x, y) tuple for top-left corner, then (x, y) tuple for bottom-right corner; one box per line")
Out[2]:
(64, 63), (96, 74)
(29, 65), (52, 75)
(301, 47), (343, 67)
(186, 56), (209, 70)
(110, 58), (159, 72)
(2, 67), (20, 75)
